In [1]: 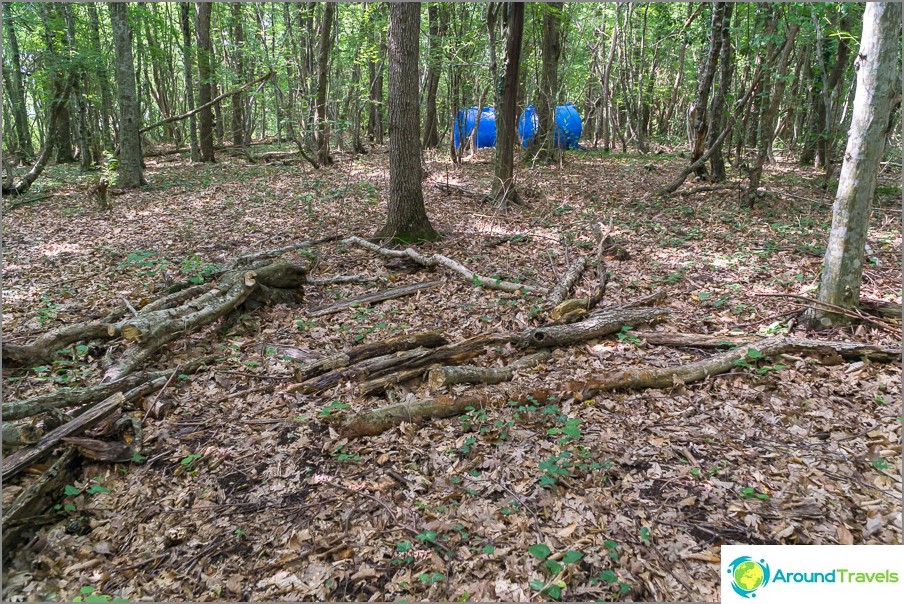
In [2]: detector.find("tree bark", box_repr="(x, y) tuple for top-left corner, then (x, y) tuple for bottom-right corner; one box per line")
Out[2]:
(486, 2), (525, 207)
(2, 4), (35, 161)
(180, 3), (201, 161)
(87, 4), (114, 150)
(376, 3), (439, 242)
(196, 1), (215, 162)
(707, 3), (734, 181)
(808, 3), (902, 326)
(527, 2), (563, 163)
(230, 3), (246, 147)
(109, 2), (145, 188)
(688, 2), (726, 178)
(422, 3), (448, 149)
(315, 2), (336, 165)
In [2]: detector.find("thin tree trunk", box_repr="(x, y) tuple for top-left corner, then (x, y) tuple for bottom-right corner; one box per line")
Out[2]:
(2, 4), (35, 161)
(180, 3), (200, 161)
(527, 2), (563, 163)
(375, 3), (438, 243)
(230, 3), (246, 147)
(196, 1), (214, 162)
(485, 2), (525, 207)
(707, 3), (735, 181)
(422, 3), (447, 149)
(109, 2), (145, 188)
(688, 3), (726, 177)
(808, 3), (901, 325)
(62, 5), (93, 171)
(315, 2), (336, 165)
(87, 4), (113, 151)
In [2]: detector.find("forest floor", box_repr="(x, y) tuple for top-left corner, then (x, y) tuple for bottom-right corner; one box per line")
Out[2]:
(2, 143), (901, 602)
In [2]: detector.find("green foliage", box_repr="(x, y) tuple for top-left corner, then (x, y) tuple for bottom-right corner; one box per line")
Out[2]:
(319, 400), (350, 418)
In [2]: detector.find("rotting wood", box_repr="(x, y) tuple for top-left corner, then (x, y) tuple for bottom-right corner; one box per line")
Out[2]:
(307, 280), (442, 317)
(587, 218), (614, 310)
(61, 437), (133, 463)
(630, 332), (758, 348)
(295, 331), (447, 383)
(358, 366), (436, 396)
(2, 392), (127, 481)
(858, 299), (902, 321)
(344, 236), (548, 295)
(2, 422), (42, 450)
(290, 347), (436, 394)
(519, 307), (669, 348)
(342, 336), (899, 438)
(3, 355), (217, 421)
(2, 321), (120, 366)
(568, 336), (901, 395)
(2, 448), (77, 560)
(545, 257), (587, 308)
(428, 351), (550, 388)
(369, 334), (519, 381)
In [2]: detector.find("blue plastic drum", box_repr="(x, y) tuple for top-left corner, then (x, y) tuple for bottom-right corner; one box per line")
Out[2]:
(518, 103), (582, 149)
(453, 107), (497, 148)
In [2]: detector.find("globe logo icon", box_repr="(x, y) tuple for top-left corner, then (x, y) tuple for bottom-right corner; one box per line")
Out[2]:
(727, 556), (771, 598)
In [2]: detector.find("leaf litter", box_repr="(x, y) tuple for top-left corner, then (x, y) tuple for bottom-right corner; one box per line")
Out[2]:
(1, 146), (901, 601)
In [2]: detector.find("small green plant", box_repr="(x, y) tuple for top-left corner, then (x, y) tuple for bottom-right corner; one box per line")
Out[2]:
(418, 572), (445, 585)
(73, 585), (128, 602)
(739, 486), (770, 500)
(295, 318), (317, 331)
(180, 453), (203, 467)
(871, 458), (890, 470)
(37, 295), (59, 327)
(331, 445), (360, 462)
(180, 253), (222, 284)
(460, 406), (489, 431)
(527, 543), (585, 600)
(616, 325), (642, 346)
(319, 400), (350, 418)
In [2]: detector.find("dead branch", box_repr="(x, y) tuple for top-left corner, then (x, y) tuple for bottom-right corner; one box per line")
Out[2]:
(344, 236), (548, 295)
(631, 332), (758, 348)
(545, 257), (587, 308)
(2, 448), (77, 559)
(520, 307), (669, 348)
(342, 336), (900, 438)
(2, 422), (43, 450)
(307, 280), (442, 317)
(289, 347), (435, 395)
(139, 72), (272, 134)
(427, 351), (550, 388)
(358, 366), (436, 396)
(2, 392), (126, 481)
(2, 321), (121, 366)
(587, 218), (614, 310)
(2, 356), (216, 421)
(294, 331), (447, 383)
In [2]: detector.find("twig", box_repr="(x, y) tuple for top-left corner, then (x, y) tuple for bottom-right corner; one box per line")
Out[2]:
(121, 296), (139, 317)
(753, 293), (898, 334)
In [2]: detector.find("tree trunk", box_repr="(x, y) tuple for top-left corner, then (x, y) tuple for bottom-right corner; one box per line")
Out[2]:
(421, 3), (447, 149)
(527, 2), (564, 163)
(180, 3), (200, 161)
(2, 4), (35, 162)
(808, 3), (901, 326)
(87, 4), (114, 151)
(315, 2), (336, 165)
(485, 2), (525, 207)
(367, 8), (386, 145)
(707, 3), (734, 181)
(230, 3), (246, 148)
(688, 2), (726, 178)
(61, 5), (93, 172)
(109, 2), (145, 188)
(746, 22), (800, 203)
(196, 1), (215, 162)
(375, 3), (439, 243)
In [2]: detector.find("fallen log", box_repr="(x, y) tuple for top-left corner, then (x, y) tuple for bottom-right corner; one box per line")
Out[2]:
(520, 307), (669, 348)
(2, 392), (127, 481)
(341, 336), (900, 438)
(294, 331), (447, 383)
(545, 258), (587, 308)
(104, 260), (305, 382)
(2, 321), (120, 366)
(631, 332), (758, 348)
(587, 219), (614, 310)
(290, 348), (435, 395)
(2, 448), (77, 560)
(427, 351), (550, 388)
(344, 236), (548, 295)
(569, 336), (901, 395)
(859, 299), (902, 320)
(358, 366), (436, 396)
(370, 334), (519, 381)
(3, 355), (216, 421)
(307, 280), (442, 317)
(2, 422), (42, 450)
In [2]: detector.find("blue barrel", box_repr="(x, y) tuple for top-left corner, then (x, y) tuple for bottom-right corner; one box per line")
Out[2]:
(518, 103), (583, 149)
(453, 107), (497, 148)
